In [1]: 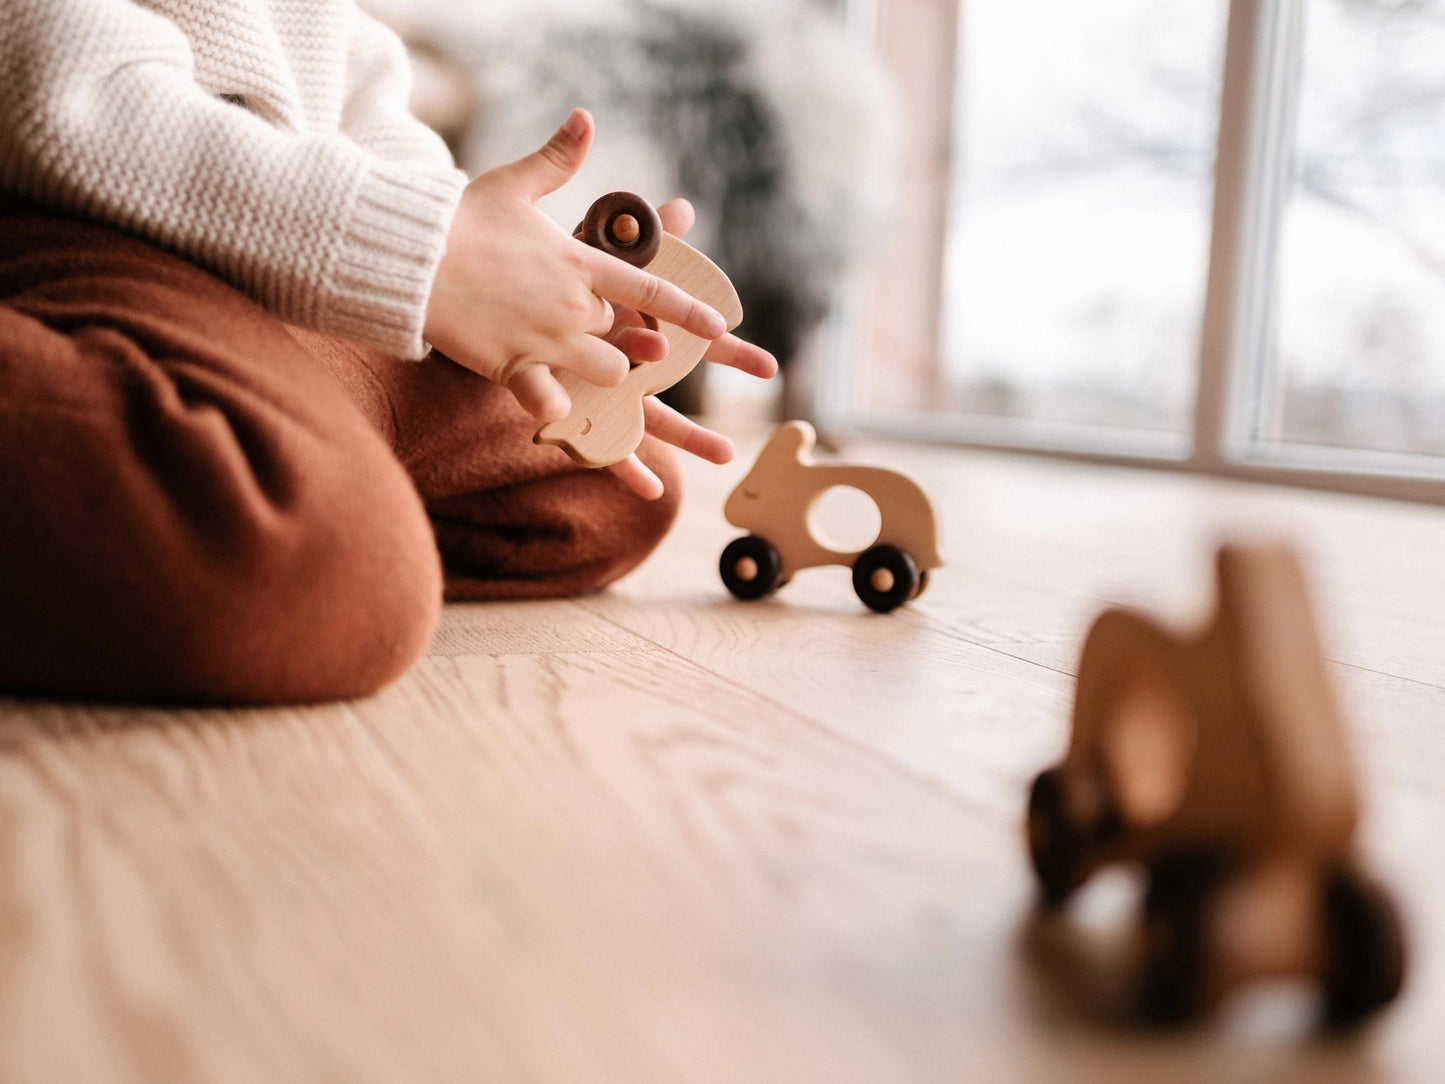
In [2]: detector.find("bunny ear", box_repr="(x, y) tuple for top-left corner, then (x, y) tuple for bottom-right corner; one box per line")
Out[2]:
(764, 420), (817, 465)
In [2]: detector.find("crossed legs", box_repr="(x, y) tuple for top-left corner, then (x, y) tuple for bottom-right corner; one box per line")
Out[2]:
(0, 201), (680, 704)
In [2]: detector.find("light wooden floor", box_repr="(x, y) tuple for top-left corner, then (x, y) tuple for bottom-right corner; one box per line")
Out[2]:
(2, 430), (1443, 1082)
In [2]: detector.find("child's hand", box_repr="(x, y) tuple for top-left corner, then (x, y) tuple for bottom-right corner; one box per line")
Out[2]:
(599, 197), (780, 500)
(423, 108), (731, 424)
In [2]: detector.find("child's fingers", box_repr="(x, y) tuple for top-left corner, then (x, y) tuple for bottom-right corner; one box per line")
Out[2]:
(586, 252), (728, 342)
(641, 397), (735, 464)
(563, 334), (632, 388)
(655, 198), (696, 237)
(506, 363), (571, 424)
(603, 324), (669, 363)
(585, 292), (617, 337)
(500, 108), (594, 202)
(705, 333), (779, 380)
(608, 454), (665, 501)
(602, 307), (669, 360)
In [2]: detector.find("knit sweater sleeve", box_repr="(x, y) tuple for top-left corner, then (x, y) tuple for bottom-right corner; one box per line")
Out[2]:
(341, 6), (456, 169)
(0, 1), (467, 357)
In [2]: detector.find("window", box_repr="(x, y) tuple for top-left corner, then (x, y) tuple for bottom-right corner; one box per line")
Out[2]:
(829, 0), (1445, 502)
(942, 0), (1225, 446)
(1269, 0), (1445, 459)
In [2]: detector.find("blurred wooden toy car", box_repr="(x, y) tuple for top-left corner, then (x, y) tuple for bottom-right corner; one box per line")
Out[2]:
(719, 421), (941, 612)
(534, 191), (743, 468)
(1027, 543), (1405, 1027)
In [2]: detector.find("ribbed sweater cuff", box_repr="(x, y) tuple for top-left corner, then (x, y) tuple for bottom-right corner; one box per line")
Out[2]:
(324, 159), (466, 358)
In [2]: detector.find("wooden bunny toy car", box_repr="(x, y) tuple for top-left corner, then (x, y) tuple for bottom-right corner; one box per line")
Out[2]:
(1027, 543), (1405, 1027)
(719, 421), (941, 612)
(534, 192), (744, 468)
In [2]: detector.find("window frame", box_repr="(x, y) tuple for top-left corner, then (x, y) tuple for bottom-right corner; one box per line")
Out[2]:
(826, 0), (1445, 506)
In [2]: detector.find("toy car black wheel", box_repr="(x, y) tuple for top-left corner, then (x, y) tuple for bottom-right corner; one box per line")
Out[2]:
(578, 191), (662, 268)
(1026, 767), (1124, 908)
(851, 544), (919, 612)
(1139, 850), (1227, 1025)
(720, 536), (784, 601)
(1026, 768), (1090, 908)
(1320, 866), (1406, 1029)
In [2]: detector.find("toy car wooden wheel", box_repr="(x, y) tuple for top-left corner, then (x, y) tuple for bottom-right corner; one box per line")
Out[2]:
(851, 544), (920, 613)
(1321, 867), (1407, 1028)
(578, 191), (662, 268)
(720, 535), (784, 601)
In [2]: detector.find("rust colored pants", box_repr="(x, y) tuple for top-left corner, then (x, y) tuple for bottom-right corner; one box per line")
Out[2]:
(0, 200), (680, 704)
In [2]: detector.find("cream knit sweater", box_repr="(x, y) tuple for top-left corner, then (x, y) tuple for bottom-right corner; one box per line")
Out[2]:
(0, 0), (468, 357)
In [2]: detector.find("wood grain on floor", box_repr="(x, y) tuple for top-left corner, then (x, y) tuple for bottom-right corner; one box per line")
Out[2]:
(1, 432), (1442, 1082)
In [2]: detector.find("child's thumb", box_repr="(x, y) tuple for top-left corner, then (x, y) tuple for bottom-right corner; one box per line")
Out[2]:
(512, 108), (593, 201)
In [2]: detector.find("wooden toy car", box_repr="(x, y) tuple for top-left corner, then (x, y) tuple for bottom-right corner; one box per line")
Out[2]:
(1027, 543), (1405, 1027)
(534, 191), (744, 468)
(719, 421), (941, 612)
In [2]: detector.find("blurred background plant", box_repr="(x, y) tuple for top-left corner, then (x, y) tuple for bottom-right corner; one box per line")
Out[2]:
(366, 0), (900, 420)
